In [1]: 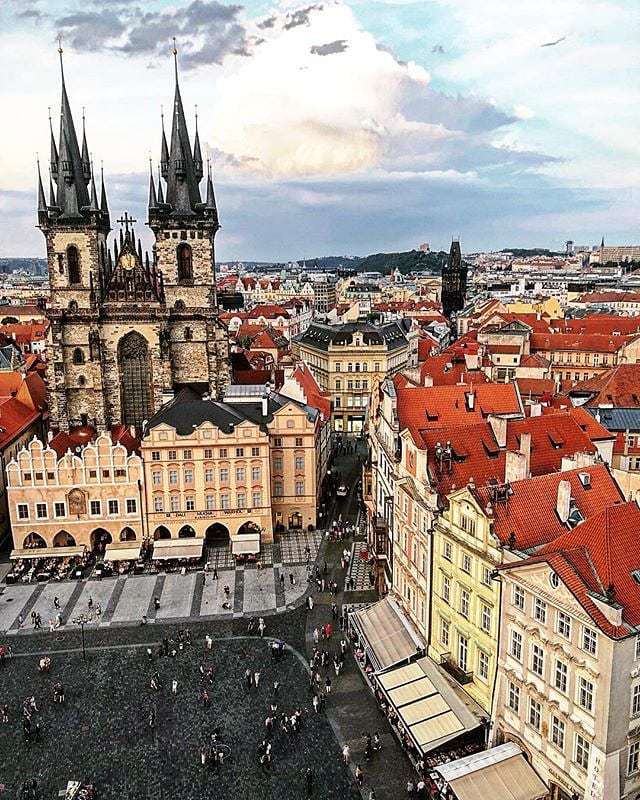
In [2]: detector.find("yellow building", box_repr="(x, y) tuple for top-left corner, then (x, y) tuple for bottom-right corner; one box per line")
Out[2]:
(294, 320), (415, 434)
(429, 487), (501, 713)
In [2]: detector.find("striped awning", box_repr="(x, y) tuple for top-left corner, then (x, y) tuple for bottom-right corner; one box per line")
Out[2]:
(350, 597), (425, 672)
(152, 538), (204, 561)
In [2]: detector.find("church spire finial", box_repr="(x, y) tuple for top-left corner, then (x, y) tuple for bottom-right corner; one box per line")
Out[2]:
(58, 35), (64, 83)
(172, 37), (178, 82)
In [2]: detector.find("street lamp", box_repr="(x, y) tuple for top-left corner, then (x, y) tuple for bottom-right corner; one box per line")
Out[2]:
(72, 612), (92, 661)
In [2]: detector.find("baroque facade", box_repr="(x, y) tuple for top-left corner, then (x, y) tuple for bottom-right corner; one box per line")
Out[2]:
(38, 48), (229, 435)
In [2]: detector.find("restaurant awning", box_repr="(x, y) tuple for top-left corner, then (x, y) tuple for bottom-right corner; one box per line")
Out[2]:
(232, 532), (260, 555)
(377, 656), (482, 755)
(105, 541), (142, 561)
(152, 538), (204, 561)
(350, 597), (426, 672)
(10, 546), (85, 560)
(434, 743), (548, 800)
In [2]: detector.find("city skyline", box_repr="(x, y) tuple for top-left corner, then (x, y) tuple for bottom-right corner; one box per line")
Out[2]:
(1, 0), (637, 260)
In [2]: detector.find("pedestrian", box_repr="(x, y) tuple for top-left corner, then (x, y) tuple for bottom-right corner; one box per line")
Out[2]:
(355, 765), (364, 787)
(213, 566), (218, 580)
(342, 744), (350, 764)
(325, 676), (332, 695)
(258, 618), (265, 637)
(307, 595), (314, 611)
(53, 596), (60, 610)
(1, 704), (8, 723)
(88, 596), (93, 610)
(406, 779), (415, 796)
(312, 695), (319, 713)
(96, 602), (102, 617)
(149, 706), (156, 728)
(245, 668), (253, 691)
(289, 572), (295, 586)
(305, 767), (314, 797)
(171, 679), (178, 696)
(154, 596), (160, 611)
(202, 689), (211, 706)
(280, 574), (285, 588)
(368, 790), (376, 800)
(206, 634), (213, 651)
(313, 627), (319, 644)
(273, 680), (279, 695)
(254, 670), (261, 688)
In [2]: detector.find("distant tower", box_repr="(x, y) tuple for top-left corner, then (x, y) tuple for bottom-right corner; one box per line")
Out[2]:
(565, 240), (574, 255)
(441, 239), (467, 318)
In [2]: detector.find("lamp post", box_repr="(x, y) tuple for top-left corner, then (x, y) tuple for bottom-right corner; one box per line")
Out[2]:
(72, 612), (92, 661)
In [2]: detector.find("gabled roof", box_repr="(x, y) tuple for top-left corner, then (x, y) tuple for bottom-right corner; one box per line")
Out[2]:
(0, 397), (41, 449)
(288, 363), (331, 420)
(474, 464), (623, 551)
(531, 332), (636, 353)
(556, 315), (640, 337)
(419, 354), (488, 387)
(568, 364), (640, 408)
(502, 501), (640, 638)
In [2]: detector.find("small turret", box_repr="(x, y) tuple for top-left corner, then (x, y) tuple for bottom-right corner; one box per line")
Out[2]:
(81, 111), (91, 183)
(148, 159), (158, 210)
(193, 106), (203, 181)
(160, 110), (169, 179)
(37, 159), (48, 226)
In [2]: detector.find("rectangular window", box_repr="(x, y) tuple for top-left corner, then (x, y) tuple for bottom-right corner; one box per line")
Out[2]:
(168, 450), (177, 461)
(204, 449), (213, 459)
(462, 553), (472, 574)
(204, 468), (214, 483)
(251, 466), (261, 482)
(442, 575), (450, 603)
(183, 450), (192, 460)
(235, 448), (244, 457)
(108, 499), (119, 515)
(459, 589), (470, 619)
(153, 496), (164, 512)
(221, 494), (229, 510)
(169, 470), (178, 485)
(236, 467), (246, 483)
(185, 497), (195, 511)
(510, 630), (523, 661)
(252, 491), (261, 508)
(54, 502), (65, 518)
(295, 437), (303, 447)
(90, 500), (101, 516)
(531, 644), (545, 677)
(17, 503), (29, 520)
(295, 480), (305, 496)
(636, 636), (640, 661)
(458, 634), (468, 672)
(513, 585), (525, 610)
(152, 471), (162, 486)
(555, 660), (568, 694)
(578, 676), (594, 712)
(170, 495), (180, 512)
(219, 448), (228, 458)
(633, 685), (640, 716)
(508, 682), (520, 713)
(575, 734), (590, 769)
(274, 481), (283, 497)
(459, 514), (476, 536)
(528, 698), (541, 731)
(126, 498), (136, 514)
(237, 492), (246, 509)
(443, 540), (452, 561)
(478, 651), (489, 681)
(205, 494), (215, 511)
(557, 611), (572, 639)
(274, 457), (283, 473)
(440, 617), (449, 647)
(582, 626), (597, 655)
(35, 503), (47, 519)
(481, 604), (491, 634)
(295, 455), (305, 471)
(273, 438), (283, 448)
(482, 566), (492, 586)
(251, 447), (260, 457)
(629, 742), (640, 775)
(151, 451), (160, 461)
(184, 469), (194, 484)
(534, 598), (547, 624)
(220, 468), (229, 483)
(551, 716), (565, 751)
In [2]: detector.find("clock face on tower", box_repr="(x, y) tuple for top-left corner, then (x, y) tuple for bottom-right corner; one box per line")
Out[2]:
(119, 252), (136, 270)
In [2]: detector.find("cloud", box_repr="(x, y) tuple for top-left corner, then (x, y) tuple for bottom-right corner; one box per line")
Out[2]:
(432, 44), (444, 54)
(283, 5), (324, 30)
(310, 39), (348, 55)
(55, 0), (253, 68)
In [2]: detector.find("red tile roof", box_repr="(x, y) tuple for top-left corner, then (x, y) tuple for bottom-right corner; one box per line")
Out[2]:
(556, 316), (640, 336)
(50, 425), (140, 458)
(418, 336), (438, 361)
(541, 404), (616, 441)
(504, 501), (640, 637)
(419, 354), (488, 387)
(0, 321), (49, 347)
(514, 378), (556, 399)
(567, 364), (640, 407)
(577, 292), (640, 304)
(474, 464), (623, 551)
(233, 369), (284, 388)
(248, 304), (290, 319)
(289, 363), (331, 420)
(531, 332), (637, 353)
(0, 397), (41, 449)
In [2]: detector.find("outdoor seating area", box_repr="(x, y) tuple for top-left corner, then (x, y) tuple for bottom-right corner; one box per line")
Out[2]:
(6, 548), (93, 584)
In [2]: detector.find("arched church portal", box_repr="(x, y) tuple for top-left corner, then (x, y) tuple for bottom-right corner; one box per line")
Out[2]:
(118, 331), (152, 432)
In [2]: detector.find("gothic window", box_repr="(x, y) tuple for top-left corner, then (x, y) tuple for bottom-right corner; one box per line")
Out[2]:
(72, 348), (84, 365)
(67, 245), (81, 285)
(68, 300), (78, 313)
(184, 327), (193, 341)
(118, 331), (152, 432)
(78, 375), (86, 386)
(174, 300), (186, 312)
(177, 243), (193, 283)
(58, 254), (64, 275)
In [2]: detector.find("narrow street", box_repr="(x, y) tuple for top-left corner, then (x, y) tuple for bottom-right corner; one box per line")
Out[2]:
(305, 441), (414, 800)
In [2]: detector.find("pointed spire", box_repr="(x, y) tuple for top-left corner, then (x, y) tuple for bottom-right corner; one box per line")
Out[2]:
(89, 166), (99, 212)
(148, 158), (158, 209)
(56, 41), (91, 217)
(81, 109), (91, 182)
(49, 108), (58, 178)
(193, 104), (203, 181)
(157, 165), (165, 205)
(49, 173), (57, 208)
(137, 239), (143, 263)
(205, 159), (217, 211)
(119, 227), (124, 249)
(100, 162), (109, 218)
(37, 159), (47, 225)
(160, 107), (169, 179)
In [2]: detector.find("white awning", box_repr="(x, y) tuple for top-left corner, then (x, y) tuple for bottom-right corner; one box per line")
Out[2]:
(232, 532), (261, 555)
(378, 656), (482, 755)
(152, 538), (204, 560)
(435, 743), (548, 800)
(10, 546), (85, 560)
(350, 597), (425, 672)
(105, 541), (142, 561)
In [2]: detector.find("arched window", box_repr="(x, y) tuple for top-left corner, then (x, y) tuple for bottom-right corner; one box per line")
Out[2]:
(68, 300), (78, 313)
(184, 327), (193, 341)
(67, 245), (81, 285)
(78, 375), (86, 386)
(177, 243), (193, 283)
(72, 348), (85, 365)
(118, 331), (152, 431)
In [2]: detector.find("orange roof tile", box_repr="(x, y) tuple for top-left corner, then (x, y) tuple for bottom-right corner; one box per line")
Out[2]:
(531, 332), (636, 353)
(568, 364), (640, 407)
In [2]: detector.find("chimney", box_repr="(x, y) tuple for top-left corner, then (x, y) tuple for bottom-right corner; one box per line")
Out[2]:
(578, 472), (591, 488)
(519, 432), (531, 474)
(556, 480), (571, 523)
(529, 403), (542, 417)
(47, 430), (53, 443)
(465, 390), (475, 411)
(505, 450), (527, 483)
(489, 415), (508, 448)
(423, 373), (433, 387)
(262, 394), (268, 417)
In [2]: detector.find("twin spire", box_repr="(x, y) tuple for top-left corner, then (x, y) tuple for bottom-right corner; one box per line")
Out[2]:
(39, 44), (110, 228)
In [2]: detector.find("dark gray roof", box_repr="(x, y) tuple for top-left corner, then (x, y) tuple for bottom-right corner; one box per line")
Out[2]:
(588, 407), (640, 432)
(296, 320), (410, 352)
(145, 386), (317, 436)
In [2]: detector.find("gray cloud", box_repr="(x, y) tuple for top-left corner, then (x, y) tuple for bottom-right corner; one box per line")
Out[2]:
(55, 0), (253, 69)
(310, 39), (348, 56)
(432, 44), (444, 54)
(257, 15), (276, 29)
(283, 5), (323, 30)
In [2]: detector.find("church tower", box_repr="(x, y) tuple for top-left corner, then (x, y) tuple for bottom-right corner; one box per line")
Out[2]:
(148, 43), (229, 399)
(40, 46), (229, 436)
(441, 239), (468, 318)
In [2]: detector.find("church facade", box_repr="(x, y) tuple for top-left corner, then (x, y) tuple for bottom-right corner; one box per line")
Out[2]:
(38, 49), (229, 435)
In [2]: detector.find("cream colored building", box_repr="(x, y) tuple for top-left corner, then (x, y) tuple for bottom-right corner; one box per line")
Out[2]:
(7, 432), (144, 555)
(142, 385), (323, 552)
(294, 320), (415, 434)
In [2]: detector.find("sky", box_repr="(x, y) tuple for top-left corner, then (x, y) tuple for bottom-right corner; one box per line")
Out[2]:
(0, 0), (638, 261)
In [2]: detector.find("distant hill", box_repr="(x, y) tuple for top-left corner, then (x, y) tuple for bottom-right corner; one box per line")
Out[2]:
(0, 258), (47, 275)
(500, 248), (563, 257)
(302, 249), (448, 275)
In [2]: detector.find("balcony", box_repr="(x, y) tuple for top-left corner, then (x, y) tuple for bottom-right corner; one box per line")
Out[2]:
(440, 654), (474, 686)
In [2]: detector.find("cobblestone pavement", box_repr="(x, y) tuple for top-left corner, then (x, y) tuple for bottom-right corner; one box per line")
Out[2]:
(0, 530), (324, 635)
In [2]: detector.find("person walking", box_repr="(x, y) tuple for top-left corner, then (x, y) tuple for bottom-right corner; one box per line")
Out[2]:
(342, 744), (350, 764)
(171, 679), (178, 696)
(53, 596), (60, 610)
(254, 670), (261, 688)
(305, 767), (314, 797)
(355, 765), (364, 787)
(213, 566), (218, 580)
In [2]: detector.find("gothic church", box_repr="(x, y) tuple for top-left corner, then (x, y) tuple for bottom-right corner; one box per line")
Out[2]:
(38, 48), (229, 434)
